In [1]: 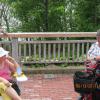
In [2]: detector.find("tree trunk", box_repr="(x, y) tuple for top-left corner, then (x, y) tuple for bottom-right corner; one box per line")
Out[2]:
(4, 15), (10, 32)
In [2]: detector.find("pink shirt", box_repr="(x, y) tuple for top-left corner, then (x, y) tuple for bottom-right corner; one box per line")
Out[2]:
(0, 60), (14, 80)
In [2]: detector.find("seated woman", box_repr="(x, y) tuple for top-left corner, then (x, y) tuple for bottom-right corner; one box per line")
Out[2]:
(87, 29), (100, 60)
(0, 47), (22, 95)
(0, 77), (22, 100)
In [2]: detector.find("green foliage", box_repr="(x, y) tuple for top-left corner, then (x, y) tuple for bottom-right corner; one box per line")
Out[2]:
(12, 0), (44, 32)
(1, 0), (100, 32)
(75, 0), (100, 31)
(8, 0), (71, 32)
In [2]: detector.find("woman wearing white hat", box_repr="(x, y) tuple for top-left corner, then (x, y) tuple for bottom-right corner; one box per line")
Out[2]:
(0, 47), (22, 100)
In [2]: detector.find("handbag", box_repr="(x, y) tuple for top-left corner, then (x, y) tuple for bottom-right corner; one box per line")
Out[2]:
(73, 71), (96, 93)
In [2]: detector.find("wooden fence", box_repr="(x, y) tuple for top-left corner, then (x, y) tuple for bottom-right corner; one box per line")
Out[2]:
(0, 32), (97, 64)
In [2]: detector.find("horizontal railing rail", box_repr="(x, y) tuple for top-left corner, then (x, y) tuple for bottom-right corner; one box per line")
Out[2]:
(0, 32), (96, 38)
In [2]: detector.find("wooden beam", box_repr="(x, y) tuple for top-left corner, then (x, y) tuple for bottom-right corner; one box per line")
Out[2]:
(0, 32), (96, 38)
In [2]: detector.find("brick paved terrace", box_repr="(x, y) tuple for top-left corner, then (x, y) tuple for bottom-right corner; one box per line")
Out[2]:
(20, 74), (79, 100)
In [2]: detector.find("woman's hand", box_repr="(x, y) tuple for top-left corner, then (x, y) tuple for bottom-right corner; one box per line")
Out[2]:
(3, 79), (12, 87)
(7, 56), (15, 62)
(6, 56), (20, 72)
(95, 56), (100, 60)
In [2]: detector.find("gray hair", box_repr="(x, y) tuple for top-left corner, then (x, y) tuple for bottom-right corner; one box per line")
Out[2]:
(97, 29), (100, 36)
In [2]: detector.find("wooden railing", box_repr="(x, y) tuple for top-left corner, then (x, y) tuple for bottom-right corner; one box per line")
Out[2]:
(0, 32), (96, 64)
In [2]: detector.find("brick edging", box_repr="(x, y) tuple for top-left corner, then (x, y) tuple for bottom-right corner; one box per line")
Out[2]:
(23, 67), (85, 74)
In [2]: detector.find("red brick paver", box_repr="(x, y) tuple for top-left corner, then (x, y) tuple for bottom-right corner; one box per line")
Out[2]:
(20, 74), (79, 100)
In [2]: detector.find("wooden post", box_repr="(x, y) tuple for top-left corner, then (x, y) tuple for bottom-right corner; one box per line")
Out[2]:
(12, 38), (19, 63)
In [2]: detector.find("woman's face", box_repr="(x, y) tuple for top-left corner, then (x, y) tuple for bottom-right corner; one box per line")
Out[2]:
(97, 36), (100, 43)
(0, 55), (7, 62)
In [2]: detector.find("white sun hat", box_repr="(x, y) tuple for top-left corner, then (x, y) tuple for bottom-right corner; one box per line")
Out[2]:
(0, 47), (9, 57)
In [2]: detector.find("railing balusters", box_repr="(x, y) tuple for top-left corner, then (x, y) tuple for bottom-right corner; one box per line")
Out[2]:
(63, 43), (65, 61)
(18, 43), (21, 57)
(44, 43), (46, 61)
(24, 44), (26, 57)
(34, 44), (36, 61)
(0, 39), (96, 64)
(29, 44), (31, 56)
(53, 44), (56, 61)
(19, 44), (21, 60)
(58, 43), (61, 61)
(39, 43), (41, 61)
(72, 43), (75, 61)
(77, 43), (80, 61)
(68, 43), (70, 62)
(82, 43), (84, 60)
(48, 43), (51, 61)
(86, 42), (89, 55)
